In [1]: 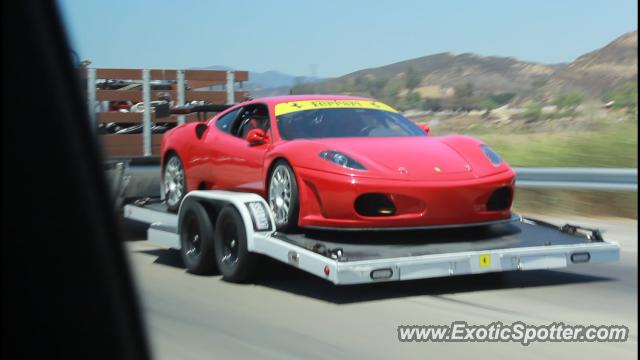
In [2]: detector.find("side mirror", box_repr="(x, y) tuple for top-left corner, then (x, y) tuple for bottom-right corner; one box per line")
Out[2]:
(247, 128), (268, 146)
(419, 124), (430, 135)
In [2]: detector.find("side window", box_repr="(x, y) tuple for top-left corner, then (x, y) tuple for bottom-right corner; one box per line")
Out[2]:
(234, 104), (271, 139)
(215, 108), (241, 133)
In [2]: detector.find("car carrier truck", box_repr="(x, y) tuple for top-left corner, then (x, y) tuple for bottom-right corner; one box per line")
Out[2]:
(103, 101), (620, 285)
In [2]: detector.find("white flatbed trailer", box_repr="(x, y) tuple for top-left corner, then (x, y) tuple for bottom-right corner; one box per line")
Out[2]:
(124, 190), (620, 285)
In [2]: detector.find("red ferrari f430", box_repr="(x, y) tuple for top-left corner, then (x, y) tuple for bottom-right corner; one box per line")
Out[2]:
(161, 95), (515, 232)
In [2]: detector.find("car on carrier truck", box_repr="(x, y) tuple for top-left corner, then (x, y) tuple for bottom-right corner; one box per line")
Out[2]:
(160, 95), (515, 233)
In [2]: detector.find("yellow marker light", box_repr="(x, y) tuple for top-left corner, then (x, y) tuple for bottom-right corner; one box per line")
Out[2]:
(479, 254), (491, 267)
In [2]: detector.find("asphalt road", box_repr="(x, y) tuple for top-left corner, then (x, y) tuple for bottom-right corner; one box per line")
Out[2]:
(124, 214), (637, 360)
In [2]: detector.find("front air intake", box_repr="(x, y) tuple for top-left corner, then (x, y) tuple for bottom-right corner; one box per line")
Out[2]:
(355, 193), (396, 217)
(486, 187), (512, 211)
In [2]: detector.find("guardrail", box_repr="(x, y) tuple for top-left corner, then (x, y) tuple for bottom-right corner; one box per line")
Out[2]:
(514, 168), (637, 191)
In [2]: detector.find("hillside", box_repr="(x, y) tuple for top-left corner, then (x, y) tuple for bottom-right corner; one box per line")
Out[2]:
(292, 30), (637, 109)
(537, 31), (638, 99)
(302, 52), (555, 97)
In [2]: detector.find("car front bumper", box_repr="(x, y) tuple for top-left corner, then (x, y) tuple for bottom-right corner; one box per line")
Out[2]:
(294, 167), (516, 229)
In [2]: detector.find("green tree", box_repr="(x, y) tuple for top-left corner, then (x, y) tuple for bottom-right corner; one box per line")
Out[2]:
(477, 97), (498, 110)
(382, 77), (404, 99)
(606, 82), (637, 110)
(531, 78), (548, 89)
(405, 66), (421, 92)
(399, 91), (421, 110)
(353, 75), (370, 91)
(369, 77), (389, 98)
(454, 82), (474, 99)
(553, 92), (584, 110)
(452, 82), (475, 110)
(523, 101), (543, 120)
(422, 97), (443, 111)
(489, 93), (516, 106)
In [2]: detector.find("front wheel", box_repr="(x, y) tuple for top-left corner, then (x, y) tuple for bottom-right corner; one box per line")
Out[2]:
(268, 161), (300, 232)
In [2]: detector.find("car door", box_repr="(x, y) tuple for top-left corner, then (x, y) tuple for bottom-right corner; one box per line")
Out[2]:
(185, 107), (241, 190)
(209, 104), (271, 194)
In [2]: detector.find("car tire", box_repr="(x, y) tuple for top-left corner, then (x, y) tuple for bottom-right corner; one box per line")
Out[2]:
(213, 205), (258, 283)
(179, 200), (218, 275)
(268, 160), (300, 233)
(163, 154), (187, 212)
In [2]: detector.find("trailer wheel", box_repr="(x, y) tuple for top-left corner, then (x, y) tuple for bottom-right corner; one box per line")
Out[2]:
(214, 205), (257, 282)
(179, 201), (217, 275)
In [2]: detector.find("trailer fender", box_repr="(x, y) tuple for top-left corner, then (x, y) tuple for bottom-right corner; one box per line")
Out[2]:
(178, 190), (275, 252)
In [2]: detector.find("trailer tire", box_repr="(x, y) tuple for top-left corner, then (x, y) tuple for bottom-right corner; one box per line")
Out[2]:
(214, 205), (257, 282)
(179, 201), (218, 275)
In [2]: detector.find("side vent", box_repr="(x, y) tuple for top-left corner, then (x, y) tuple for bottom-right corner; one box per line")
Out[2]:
(195, 123), (208, 139)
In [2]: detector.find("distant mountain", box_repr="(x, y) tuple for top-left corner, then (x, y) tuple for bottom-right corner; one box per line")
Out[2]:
(538, 31), (638, 98)
(292, 30), (637, 106)
(197, 65), (321, 97)
(296, 52), (556, 98)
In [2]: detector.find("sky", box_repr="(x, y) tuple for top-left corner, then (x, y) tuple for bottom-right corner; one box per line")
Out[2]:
(58, 0), (637, 78)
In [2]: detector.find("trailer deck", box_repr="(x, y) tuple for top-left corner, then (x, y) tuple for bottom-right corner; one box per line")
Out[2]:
(124, 191), (620, 285)
(275, 217), (595, 261)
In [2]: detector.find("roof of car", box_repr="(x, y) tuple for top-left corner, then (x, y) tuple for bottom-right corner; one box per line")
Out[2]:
(247, 94), (376, 106)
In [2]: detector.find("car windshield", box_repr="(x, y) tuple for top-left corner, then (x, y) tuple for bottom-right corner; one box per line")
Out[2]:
(276, 108), (426, 140)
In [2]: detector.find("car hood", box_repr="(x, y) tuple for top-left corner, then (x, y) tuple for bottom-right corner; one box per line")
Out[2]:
(293, 136), (508, 181)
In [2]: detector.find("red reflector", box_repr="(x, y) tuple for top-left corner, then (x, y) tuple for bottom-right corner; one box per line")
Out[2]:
(323, 265), (330, 276)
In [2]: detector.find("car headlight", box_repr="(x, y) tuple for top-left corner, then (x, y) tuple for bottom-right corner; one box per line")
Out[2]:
(319, 150), (367, 170)
(481, 145), (503, 166)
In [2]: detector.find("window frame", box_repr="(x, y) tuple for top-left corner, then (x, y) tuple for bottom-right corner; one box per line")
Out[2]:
(214, 107), (242, 134)
(231, 103), (271, 139)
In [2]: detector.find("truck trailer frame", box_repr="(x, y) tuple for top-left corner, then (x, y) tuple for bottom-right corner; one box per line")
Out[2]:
(124, 190), (620, 285)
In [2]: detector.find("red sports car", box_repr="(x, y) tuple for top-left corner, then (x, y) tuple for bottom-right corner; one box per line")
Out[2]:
(161, 95), (515, 232)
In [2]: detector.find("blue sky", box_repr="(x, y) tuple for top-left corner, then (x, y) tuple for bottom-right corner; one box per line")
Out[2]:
(58, 0), (637, 78)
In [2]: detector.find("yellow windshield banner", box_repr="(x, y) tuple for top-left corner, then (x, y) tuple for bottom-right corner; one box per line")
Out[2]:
(274, 100), (398, 116)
